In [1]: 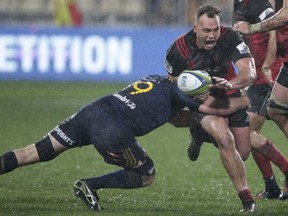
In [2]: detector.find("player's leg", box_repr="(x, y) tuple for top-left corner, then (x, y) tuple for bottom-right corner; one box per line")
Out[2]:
(246, 83), (285, 198)
(0, 134), (68, 175)
(267, 64), (288, 199)
(226, 106), (251, 161)
(230, 126), (251, 161)
(200, 115), (255, 212)
(187, 95), (249, 161)
(168, 109), (206, 161)
(187, 118), (217, 161)
(268, 63), (288, 138)
(0, 99), (101, 175)
(73, 126), (155, 210)
(268, 82), (288, 138)
(249, 112), (283, 198)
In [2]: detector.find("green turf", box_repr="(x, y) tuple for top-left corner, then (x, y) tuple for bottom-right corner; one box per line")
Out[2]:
(1, 81), (288, 215)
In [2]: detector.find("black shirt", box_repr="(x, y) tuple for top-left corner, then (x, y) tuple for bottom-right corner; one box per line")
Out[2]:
(165, 26), (252, 79)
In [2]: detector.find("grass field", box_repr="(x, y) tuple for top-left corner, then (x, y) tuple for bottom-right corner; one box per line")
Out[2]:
(1, 81), (288, 216)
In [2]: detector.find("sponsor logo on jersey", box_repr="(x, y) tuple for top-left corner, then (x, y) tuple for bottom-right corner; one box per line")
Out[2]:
(259, 8), (274, 21)
(53, 126), (75, 146)
(236, 42), (250, 54)
(113, 93), (136, 109)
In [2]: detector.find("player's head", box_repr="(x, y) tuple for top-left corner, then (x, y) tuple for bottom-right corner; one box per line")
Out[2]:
(194, 4), (221, 50)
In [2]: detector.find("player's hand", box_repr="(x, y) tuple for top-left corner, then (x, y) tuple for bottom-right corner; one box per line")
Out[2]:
(261, 67), (274, 86)
(233, 21), (251, 34)
(210, 77), (233, 90)
(194, 91), (209, 103)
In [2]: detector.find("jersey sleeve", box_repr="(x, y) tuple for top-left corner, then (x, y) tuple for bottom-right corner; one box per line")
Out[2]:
(228, 29), (253, 63)
(165, 43), (185, 76)
(175, 88), (201, 111)
(234, 0), (275, 24)
(248, 0), (275, 23)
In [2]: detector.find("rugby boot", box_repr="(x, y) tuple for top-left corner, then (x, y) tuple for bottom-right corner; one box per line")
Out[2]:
(256, 176), (281, 199)
(73, 178), (102, 210)
(240, 200), (256, 213)
(279, 181), (288, 200)
(187, 138), (203, 161)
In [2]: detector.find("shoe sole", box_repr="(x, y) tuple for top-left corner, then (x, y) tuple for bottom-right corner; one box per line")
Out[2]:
(74, 180), (102, 210)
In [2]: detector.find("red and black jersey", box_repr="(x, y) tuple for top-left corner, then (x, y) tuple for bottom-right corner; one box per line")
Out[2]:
(275, 0), (288, 62)
(165, 26), (252, 81)
(233, 0), (274, 24)
(234, 0), (282, 84)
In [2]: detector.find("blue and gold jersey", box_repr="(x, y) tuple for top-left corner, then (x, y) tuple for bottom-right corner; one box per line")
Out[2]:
(96, 75), (200, 136)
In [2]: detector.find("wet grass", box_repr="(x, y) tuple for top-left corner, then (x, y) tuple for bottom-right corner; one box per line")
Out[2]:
(1, 81), (288, 215)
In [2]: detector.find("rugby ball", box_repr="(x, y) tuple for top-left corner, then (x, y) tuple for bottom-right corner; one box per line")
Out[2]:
(177, 70), (212, 96)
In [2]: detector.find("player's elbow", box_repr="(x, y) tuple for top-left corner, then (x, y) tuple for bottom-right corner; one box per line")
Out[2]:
(249, 70), (257, 83)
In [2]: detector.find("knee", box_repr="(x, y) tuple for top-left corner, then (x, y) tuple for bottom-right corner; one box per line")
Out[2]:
(216, 131), (251, 160)
(239, 150), (250, 161)
(236, 140), (251, 161)
(214, 131), (234, 150)
(131, 156), (156, 187)
(142, 174), (156, 187)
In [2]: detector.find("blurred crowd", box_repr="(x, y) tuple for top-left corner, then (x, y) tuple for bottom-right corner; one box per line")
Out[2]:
(0, 0), (233, 27)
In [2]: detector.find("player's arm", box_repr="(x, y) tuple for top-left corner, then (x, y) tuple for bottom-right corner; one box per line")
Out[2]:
(197, 95), (249, 116)
(211, 57), (256, 90)
(234, 0), (288, 33)
(169, 109), (191, 127)
(262, 30), (277, 85)
(230, 57), (257, 90)
(169, 94), (250, 128)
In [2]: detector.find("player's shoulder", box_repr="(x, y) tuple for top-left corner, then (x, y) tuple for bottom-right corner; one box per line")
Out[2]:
(136, 75), (173, 89)
(167, 29), (195, 58)
(219, 26), (240, 40)
(170, 29), (195, 48)
(139, 75), (167, 83)
(235, 0), (274, 22)
(235, 0), (272, 9)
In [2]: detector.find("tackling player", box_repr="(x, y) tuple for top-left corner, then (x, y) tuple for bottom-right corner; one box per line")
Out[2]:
(0, 74), (248, 210)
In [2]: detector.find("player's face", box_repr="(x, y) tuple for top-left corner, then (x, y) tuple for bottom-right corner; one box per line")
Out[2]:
(194, 14), (220, 50)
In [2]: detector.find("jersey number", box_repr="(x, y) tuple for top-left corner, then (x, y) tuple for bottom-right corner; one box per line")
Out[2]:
(130, 81), (153, 95)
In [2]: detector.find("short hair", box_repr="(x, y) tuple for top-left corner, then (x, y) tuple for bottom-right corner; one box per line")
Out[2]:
(196, 4), (221, 20)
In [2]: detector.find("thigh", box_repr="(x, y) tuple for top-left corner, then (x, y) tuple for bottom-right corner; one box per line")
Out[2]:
(271, 63), (288, 103)
(200, 115), (232, 145)
(230, 126), (251, 161)
(269, 112), (288, 139)
(248, 112), (265, 133)
(228, 108), (250, 127)
(247, 84), (271, 118)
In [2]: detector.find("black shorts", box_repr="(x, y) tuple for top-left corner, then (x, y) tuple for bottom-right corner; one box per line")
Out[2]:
(247, 84), (272, 118)
(276, 63), (288, 87)
(50, 100), (149, 169)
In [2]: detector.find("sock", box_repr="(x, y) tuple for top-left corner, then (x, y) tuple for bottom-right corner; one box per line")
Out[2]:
(85, 169), (143, 190)
(257, 139), (288, 174)
(238, 189), (254, 203)
(252, 148), (273, 179)
(0, 151), (19, 174)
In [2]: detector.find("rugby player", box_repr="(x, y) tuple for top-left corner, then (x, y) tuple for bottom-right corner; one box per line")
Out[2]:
(234, 0), (288, 200)
(166, 4), (257, 212)
(0, 74), (248, 210)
